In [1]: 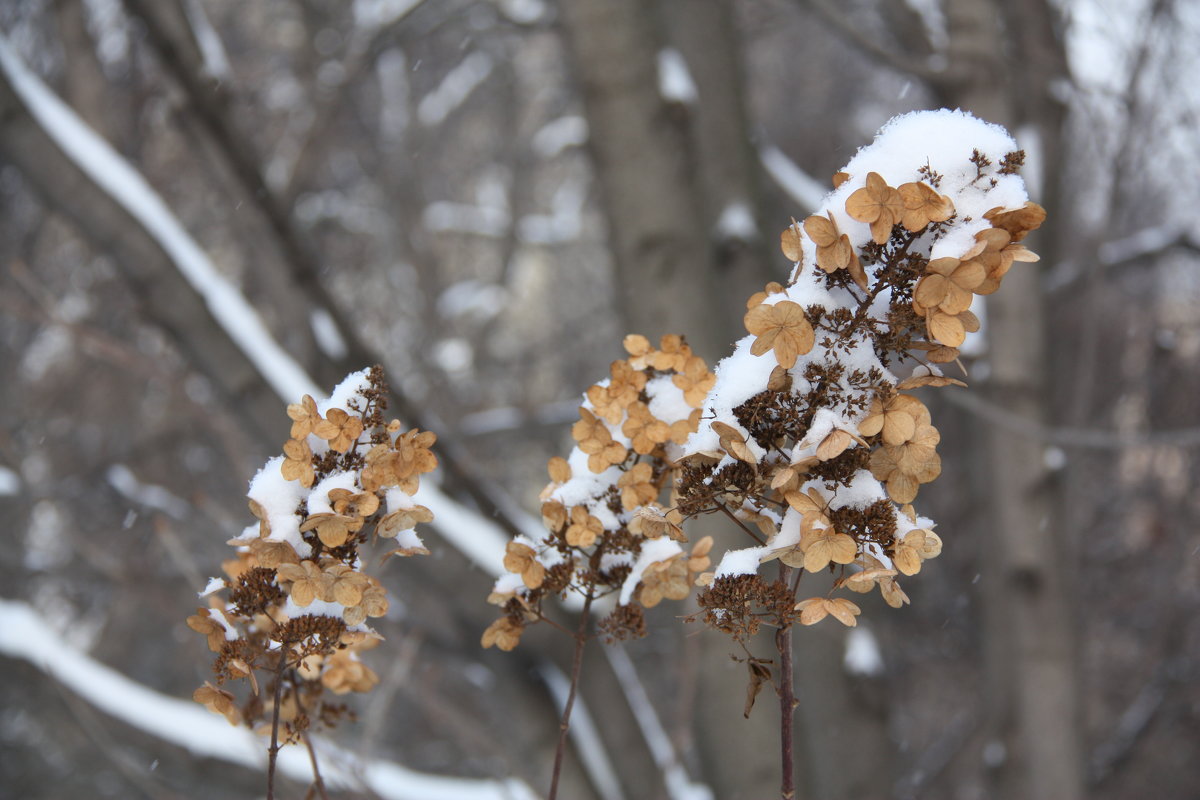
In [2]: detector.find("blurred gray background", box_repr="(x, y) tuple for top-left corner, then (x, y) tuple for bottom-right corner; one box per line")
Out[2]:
(1, 1), (1198, 798)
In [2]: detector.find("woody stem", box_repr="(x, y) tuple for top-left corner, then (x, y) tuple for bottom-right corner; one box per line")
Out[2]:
(717, 502), (766, 545)
(547, 590), (594, 800)
(266, 650), (288, 800)
(777, 563), (798, 800)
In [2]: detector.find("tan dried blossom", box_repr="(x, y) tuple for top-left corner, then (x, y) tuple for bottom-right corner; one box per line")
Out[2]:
(565, 505), (604, 548)
(361, 430), (437, 494)
(588, 360), (647, 424)
(869, 424), (942, 504)
(913, 257), (985, 315)
(648, 334), (692, 372)
(669, 408), (703, 445)
(983, 201), (1046, 241)
(322, 651), (379, 694)
(623, 403), (672, 455)
(785, 487), (832, 528)
(194, 683), (241, 725)
(964, 227), (1040, 295)
(898, 181), (954, 231)
(572, 408), (627, 473)
(794, 596), (862, 627)
(276, 560), (333, 606)
(393, 428), (438, 480)
(481, 617), (523, 651)
(673, 356), (716, 408)
(344, 584), (387, 626)
(891, 529), (943, 576)
(329, 488), (380, 519)
(639, 556), (690, 608)
(376, 504), (434, 539)
(313, 408), (364, 453)
(879, 574), (911, 609)
(187, 607), (228, 653)
(623, 333), (653, 369)
(780, 219), (804, 262)
(803, 213), (863, 287)
(897, 372), (967, 390)
(815, 428), (858, 461)
(547, 456), (572, 484)
(712, 421), (759, 466)
(858, 394), (926, 446)
(629, 503), (685, 541)
(281, 437), (315, 487)
(845, 172), (904, 244)
(618, 462), (658, 511)
(746, 281), (786, 310)
(286, 395), (321, 440)
(503, 541), (546, 590)
(247, 538), (300, 569)
(925, 307), (981, 348)
(541, 500), (568, 531)
(796, 525), (858, 573)
(842, 565), (899, 594)
(744, 300), (815, 370)
(688, 536), (714, 573)
(299, 512), (363, 548)
(326, 564), (371, 606)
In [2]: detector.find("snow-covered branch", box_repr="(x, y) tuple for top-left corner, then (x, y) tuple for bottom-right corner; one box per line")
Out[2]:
(0, 599), (537, 800)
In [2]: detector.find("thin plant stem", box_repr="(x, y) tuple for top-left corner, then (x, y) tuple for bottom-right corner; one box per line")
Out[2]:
(290, 674), (330, 800)
(547, 590), (595, 800)
(717, 502), (767, 545)
(302, 733), (330, 800)
(777, 563), (798, 800)
(267, 650), (288, 800)
(776, 623), (796, 800)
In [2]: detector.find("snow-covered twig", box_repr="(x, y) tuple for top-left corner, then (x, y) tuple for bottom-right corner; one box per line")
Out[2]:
(758, 143), (827, 213)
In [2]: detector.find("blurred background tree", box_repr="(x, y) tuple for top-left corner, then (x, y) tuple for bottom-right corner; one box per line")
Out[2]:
(1, 0), (1198, 798)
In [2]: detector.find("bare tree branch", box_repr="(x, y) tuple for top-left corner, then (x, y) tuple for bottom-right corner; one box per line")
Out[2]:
(796, 0), (945, 83)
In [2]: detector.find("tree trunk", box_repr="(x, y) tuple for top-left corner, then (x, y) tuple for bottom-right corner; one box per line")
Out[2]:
(936, 2), (1084, 799)
(557, 0), (725, 362)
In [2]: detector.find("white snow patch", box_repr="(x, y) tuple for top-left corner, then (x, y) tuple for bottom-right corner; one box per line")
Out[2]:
(107, 464), (191, 519)
(843, 625), (884, 676)
(715, 201), (758, 241)
(418, 52), (494, 126)
(438, 280), (508, 322)
(310, 308), (349, 360)
(532, 115), (588, 158)
(183, 0), (233, 80)
(24, 501), (70, 571)
(657, 48), (698, 104)
(713, 546), (769, 579)
(0, 466), (20, 496)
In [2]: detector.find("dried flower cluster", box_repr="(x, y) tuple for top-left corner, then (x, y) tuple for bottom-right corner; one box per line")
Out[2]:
(677, 110), (1044, 641)
(187, 366), (436, 746)
(484, 335), (717, 650)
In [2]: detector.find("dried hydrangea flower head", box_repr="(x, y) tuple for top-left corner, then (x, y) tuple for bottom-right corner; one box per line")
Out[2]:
(187, 366), (436, 759)
(484, 334), (716, 651)
(674, 109), (1044, 637)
